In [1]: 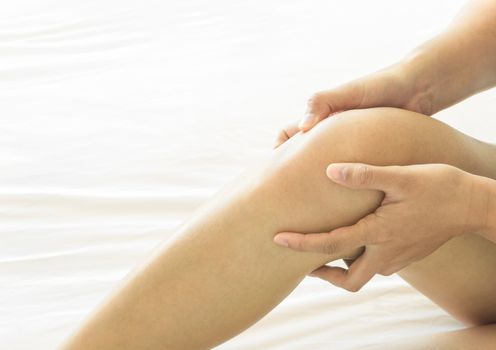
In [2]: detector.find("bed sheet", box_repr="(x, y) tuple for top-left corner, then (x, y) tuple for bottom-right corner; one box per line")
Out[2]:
(1, 1), (494, 348)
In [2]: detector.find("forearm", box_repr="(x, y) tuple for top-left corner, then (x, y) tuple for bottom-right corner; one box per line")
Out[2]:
(399, 0), (496, 114)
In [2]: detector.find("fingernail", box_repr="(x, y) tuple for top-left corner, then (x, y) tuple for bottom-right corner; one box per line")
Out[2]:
(298, 114), (316, 129)
(327, 164), (347, 182)
(274, 235), (289, 247)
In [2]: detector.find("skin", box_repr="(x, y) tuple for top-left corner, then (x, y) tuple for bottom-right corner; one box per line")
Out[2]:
(62, 108), (496, 349)
(269, 3), (496, 342)
(368, 324), (496, 350)
(274, 162), (496, 290)
(273, 0), (496, 289)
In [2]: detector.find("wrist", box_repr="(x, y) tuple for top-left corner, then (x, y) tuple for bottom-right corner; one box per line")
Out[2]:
(399, 29), (496, 115)
(395, 49), (437, 116)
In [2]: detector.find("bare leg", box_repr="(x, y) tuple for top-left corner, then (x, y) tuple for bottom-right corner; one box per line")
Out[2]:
(62, 108), (496, 349)
(421, 325), (496, 350)
(373, 324), (496, 350)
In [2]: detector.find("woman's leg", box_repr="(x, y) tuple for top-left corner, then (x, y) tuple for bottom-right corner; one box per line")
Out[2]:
(421, 325), (496, 350)
(62, 108), (496, 350)
(375, 324), (496, 350)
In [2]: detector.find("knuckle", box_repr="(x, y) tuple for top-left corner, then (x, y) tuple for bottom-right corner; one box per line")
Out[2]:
(307, 92), (324, 108)
(433, 163), (455, 175)
(443, 165), (464, 185)
(355, 164), (373, 186)
(357, 217), (374, 244)
(322, 240), (339, 255)
(292, 237), (305, 251)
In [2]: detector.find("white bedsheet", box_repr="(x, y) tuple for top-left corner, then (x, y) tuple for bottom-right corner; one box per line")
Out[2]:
(1, 1), (495, 348)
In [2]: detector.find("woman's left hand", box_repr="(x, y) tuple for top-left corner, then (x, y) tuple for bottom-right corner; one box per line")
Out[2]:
(273, 162), (488, 292)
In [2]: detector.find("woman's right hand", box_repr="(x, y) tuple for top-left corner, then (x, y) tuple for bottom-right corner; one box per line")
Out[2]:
(273, 61), (433, 149)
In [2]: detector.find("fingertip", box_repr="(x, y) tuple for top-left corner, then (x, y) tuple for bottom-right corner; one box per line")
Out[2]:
(274, 231), (300, 245)
(326, 163), (347, 182)
(298, 114), (317, 131)
(325, 164), (336, 176)
(310, 266), (347, 286)
(274, 232), (292, 238)
(308, 267), (326, 278)
(274, 132), (288, 147)
(273, 234), (289, 247)
(297, 122), (311, 132)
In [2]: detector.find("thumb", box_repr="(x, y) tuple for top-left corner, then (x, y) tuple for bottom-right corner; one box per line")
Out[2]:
(299, 84), (364, 131)
(326, 163), (406, 192)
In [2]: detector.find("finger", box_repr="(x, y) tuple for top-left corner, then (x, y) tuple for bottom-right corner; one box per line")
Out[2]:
(308, 265), (348, 285)
(338, 252), (377, 292)
(309, 251), (377, 292)
(326, 162), (408, 193)
(299, 84), (364, 132)
(273, 122), (301, 149)
(273, 226), (366, 255)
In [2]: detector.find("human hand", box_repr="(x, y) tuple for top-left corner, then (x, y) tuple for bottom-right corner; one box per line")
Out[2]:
(273, 63), (433, 149)
(273, 162), (487, 292)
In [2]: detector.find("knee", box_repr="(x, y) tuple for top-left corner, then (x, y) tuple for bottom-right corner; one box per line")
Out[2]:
(260, 107), (432, 194)
(250, 108), (427, 230)
(288, 107), (434, 169)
